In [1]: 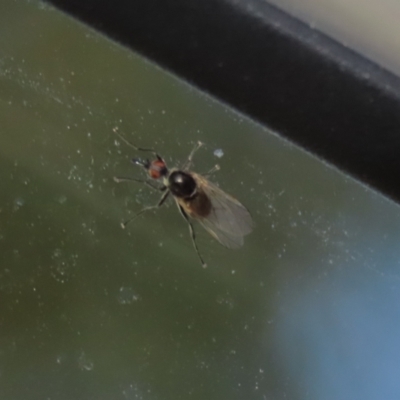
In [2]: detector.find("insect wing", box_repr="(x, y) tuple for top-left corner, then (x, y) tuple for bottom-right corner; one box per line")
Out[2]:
(191, 173), (254, 249)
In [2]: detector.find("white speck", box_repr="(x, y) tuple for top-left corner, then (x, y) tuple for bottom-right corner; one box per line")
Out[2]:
(117, 287), (141, 305)
(13, 197), (24, 211)
(15, 197), (24, 206)
(53, 248), (62, 258)
(213, 148), (224, 158)
(78, 351), (93, 371)
(58, 195), (67, 204)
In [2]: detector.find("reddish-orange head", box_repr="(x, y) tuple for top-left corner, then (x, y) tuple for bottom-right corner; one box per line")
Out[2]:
(133, 156), (168, 180)
(148, 159), (168, 179)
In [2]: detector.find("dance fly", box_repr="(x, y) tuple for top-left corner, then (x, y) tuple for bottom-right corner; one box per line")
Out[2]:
(113, 128), (254, 267)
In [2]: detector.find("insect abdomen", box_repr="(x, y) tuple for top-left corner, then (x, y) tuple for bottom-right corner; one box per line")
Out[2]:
(182, 191), (212, 218)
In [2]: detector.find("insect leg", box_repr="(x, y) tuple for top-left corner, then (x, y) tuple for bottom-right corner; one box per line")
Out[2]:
(113, 127), (162, 159)
(182, 141), (204, 170)
(113, 176), (166, 191)
(121, 190), (170, 229)
(177, 204), (207, 268)
(202, 164), (220, 177)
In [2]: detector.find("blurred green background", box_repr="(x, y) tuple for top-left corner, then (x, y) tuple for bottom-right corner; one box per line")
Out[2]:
(1, 1), (400, 399)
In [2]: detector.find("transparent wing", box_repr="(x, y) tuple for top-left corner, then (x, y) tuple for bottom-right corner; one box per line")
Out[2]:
(191, 173), (254, 249)
(200, 218), (246, 249)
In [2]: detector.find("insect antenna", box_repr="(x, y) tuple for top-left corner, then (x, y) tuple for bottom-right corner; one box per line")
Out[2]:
(113, 176), (166, 192)
(113, 127), (163, 159)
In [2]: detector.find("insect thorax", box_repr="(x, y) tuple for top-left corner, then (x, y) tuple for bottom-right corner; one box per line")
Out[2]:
(168, 170), (197, 198)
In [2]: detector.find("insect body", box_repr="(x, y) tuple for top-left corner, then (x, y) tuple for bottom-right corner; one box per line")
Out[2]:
(114, 129), (253, 267)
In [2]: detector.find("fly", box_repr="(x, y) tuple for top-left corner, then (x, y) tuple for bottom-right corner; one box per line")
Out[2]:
(113, 128), (254, 267)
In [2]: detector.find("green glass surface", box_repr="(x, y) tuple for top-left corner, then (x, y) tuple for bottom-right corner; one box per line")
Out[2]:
(1, 1), (400, 399)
